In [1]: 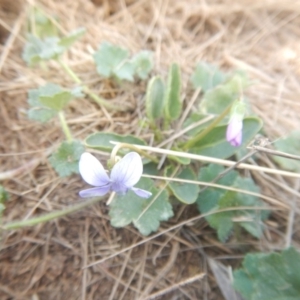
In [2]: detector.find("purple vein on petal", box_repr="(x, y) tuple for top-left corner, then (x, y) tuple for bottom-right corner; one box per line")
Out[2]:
(79, 185), (111, 198)
(110, 152), (143, 188)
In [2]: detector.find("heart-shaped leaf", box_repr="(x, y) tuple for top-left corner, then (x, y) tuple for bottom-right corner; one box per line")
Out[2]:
(109, 178), (173, 235)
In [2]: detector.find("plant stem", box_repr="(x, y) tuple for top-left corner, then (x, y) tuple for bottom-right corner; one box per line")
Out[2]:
(58, 60), (119, 110)
(58, 59), (81, 84)
(183, 105), (231, 150)
(58, 111), (72, 142)
(83, 86), (118, 110)
(2, 197), (102, 230)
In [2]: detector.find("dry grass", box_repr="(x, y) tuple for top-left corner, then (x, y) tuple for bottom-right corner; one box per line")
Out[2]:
(1, 0), (300, 299)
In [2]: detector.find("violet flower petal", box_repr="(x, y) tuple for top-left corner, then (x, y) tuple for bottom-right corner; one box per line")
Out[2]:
(110, 181), (128, 194)
(79, 185), (111, 198)
(79, 153), (110, 186)
(110, 152), (143, 188)
(226, 118), (243, 147)
(131, 187), (152, 198)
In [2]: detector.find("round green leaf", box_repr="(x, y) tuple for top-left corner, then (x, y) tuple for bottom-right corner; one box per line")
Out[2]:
(85, 132), (146, 153)
(189, 117), (263, 159)
(165, 166), (199, 204)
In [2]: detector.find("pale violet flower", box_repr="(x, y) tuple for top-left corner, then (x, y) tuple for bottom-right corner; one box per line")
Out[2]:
(79, 152), (152, 199)
(226, 100), (246, 147)
(226, 116), (243, 147)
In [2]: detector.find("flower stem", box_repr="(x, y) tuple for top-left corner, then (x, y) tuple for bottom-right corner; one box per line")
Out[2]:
(2, 197), (102, 230)
(58, 111), (72, 142)
(58, 59), (81, 84)
(83, 86), (118, 110)
(182, 105), (231, 150)
(58, 60), (120, 111)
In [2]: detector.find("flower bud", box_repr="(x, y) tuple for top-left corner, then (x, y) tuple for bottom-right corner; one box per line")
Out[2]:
(226, 101), (246, 147)
(226, 116), (243, 147)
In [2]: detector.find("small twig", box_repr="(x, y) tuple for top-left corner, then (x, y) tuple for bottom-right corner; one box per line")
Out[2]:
(0, 148), (53, 181)
(142, 174), (288, 208)
(135, 166), (180, 222)
(139, 242), (180, 299)
(110, 142), (158, 164)
(285, 179), (300, 248)
(199, 149), (258, 195)
(145, 273), (206, 300)
(106, 191), (116, 205)
(156, 115), (214, 149)
(84, 205), (276, 269)
(2, 197), (102, 230)
(183, 104), (231, 150)
(110, 142), (300, 179)
(157, 88), (202, 168)
(0, 9), (27, 71)
(81, 218), (89, 300)
(248, 145), (300, 161)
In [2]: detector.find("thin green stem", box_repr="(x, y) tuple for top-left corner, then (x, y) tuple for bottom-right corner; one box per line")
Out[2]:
(149, 122), (163, 142)
(83, 86), (119, 110)
(2, 197), (102, 230)
(58, 111), (72, 142)
(58, 60), (81, 84)
(58, 60), (120, 111)
(183, 105), (231, 150)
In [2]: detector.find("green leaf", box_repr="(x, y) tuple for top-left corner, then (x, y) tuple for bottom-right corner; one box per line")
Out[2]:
(197, 164), (238, 241)
(0, 203), (5, 216)
(0, 185), (8, 204)
(59, 27), (86, 48)
(143, 162), (159, 176)
(27, 107), (57, 123)
(200, 73), (250, 115)
(31, 8), (58, 38)
(85, 132), (146, 153)
(93, 43), (153, 82)
(146, 76), (165, 120)
(114, 60), (135, 82)
(168, 154), (191, 165)
(93, 42), (131, 78)
(27, 83), (75, 123)
(201, 85), (235, 115)
(183, 113), (220, 137)
(22, 35), (62, 65)
(273, 131), (300, 172)
(39, 91), (73, 111)
(197, 164), (269, 242)
(189, 117), (263, 159)
(49, 140), (85, 177)
(164, 63), (182, 120)
(22, 28), (85, 65)
(226, 71), (250, 91)
(27, 86), (56, 122)
(0, 185), (7, 225)
(132, 50), (153, 79)
(191, 62), (226, 92)
(165, 166), (199, 204)
(233, 247), (300, 300)
(71, 86), (84, 98)
(109, 177), (173, 235)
